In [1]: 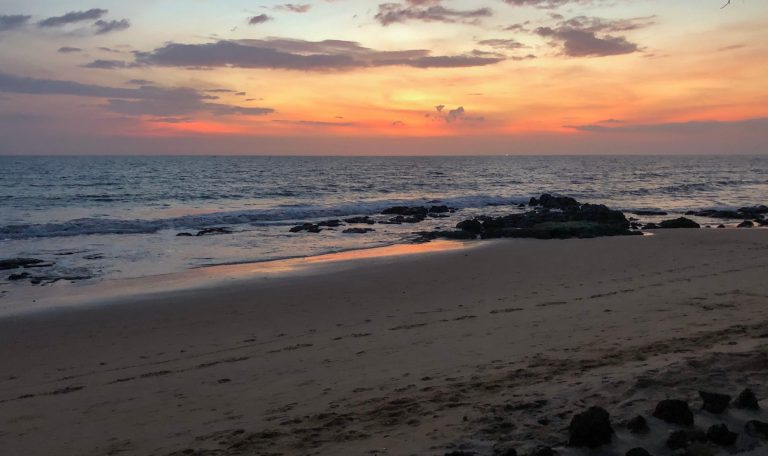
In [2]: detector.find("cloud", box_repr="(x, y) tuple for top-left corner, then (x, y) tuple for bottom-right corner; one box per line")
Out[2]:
(0, 14), (30, 32)
(477, 38), (526, 50)
(134, 38), (503, 70)
(375, 1), (492, 26)
(93, 19), (130, 34)
(565, 118), (768, 133)
(427, 105), (484, 123)
(38, 9), (108, 27)
(127, 79), (153, 85)
(503, 0), (595, 9)
(82, 59), (135, 69)
(535, 16), (654, 57)
(249, 14), (272, 24)
(57, 46), (83, 53)
(273, 119), (356, 127)
(276, 4), (312, 13)
(0, 72), (274, 118)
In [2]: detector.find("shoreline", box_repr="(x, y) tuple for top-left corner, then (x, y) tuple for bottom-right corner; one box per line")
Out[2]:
(1, 229), (767, 455)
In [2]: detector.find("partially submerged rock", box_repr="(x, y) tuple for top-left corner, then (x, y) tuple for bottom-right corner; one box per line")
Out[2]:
(657, 217), (700, 229)
(666, 429), (706, 450)
(626, 415), (649, 434)
(568, 406), (613, 448)
(706, 423), (738, 446)
(343, 216), (375, 225)
(0, 258), (45, 270)
(625, 449), (651, 456)
(699, 391), (731, 414)
(653, 399), (694, 426)
(343, 228), (375, 234)
(733, 388), (760, 410)
(745, 420), (768, 440)
(196, 227), (232, 236)
(738, 220), (755, 228)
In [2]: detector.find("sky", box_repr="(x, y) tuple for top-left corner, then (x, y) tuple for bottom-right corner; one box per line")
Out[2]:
(0, 0), (766, 155)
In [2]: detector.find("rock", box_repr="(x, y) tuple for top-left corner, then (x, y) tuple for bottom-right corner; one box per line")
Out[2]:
(289, 223), (322, 233)
(416, 230), (478, 241)
(685, 209), (741, 219)
(706, 424), (737, 446)
(699, 391), (731, 414)
(382, 206), (428, 216)
(666, 429), (706, 450)
(176, 232), (193, 236)
(643, 223), (659, 229)
(429, 205), (451, 214)
(8, 272), (31, 281)
(492, 447), (517, 456)
(633, 210), (668, 216)
(717, 224), (726, 229)
(342, 228), (374, 234)
(568, 406), (613, 447)
(527, 446), (557, 456)
(745, 420), (768, 439)
(653, 399), (694, 426)
(529, 194), (579, 210)
(738, 205), (768, 216)
(317, 220), (342, 228)
(733, 388), (760, 410)
(196, 227), (231, 236)
(657, 217), (700, 229)
(456, 219), (484, 234)
(625, 449), (651, 456)
(737, 220), (754, 228)
(382, 215), (425, 224)
(684, 443), (714, 456)
(626, 415), (649, 434)
(344, 216), (375, 225)
(22, 262), (54, 268)
(0, 258), (45, 270)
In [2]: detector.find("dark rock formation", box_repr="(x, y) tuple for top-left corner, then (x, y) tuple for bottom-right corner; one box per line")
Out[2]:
(733, 388), (760, 410)
(8, 272), (31, 281)
(289, 223), (322, 233)
(527, 446), (557, 456)
(739, 205), (768, 216)
(737, 220), (755, 228)
(176, 232), (193, 236)
(657, 217), (700, 229)
(344, 216), (375, 225)
(625, 449), (651, 456)
(706, 424), (737, 446)
(643, 223), (659, 229)
(626, 415), (649, 434)
(0, 258), (45, 270)
(343, 228), (375, 234)
(429, 205), (451, 213)
(685, 209), (741, 219)
(699, 391), (731, 414)
(653, 399), (694, 426)
(529, 194), (579, 210)
(745, 420), (768, 439)
(568, 406), (613, 448)
(382, 206), (428, 216)
(196, 227), (231, 236)
(317, 220), (342, 228)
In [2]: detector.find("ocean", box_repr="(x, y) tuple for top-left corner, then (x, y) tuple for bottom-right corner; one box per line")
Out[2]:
(1, 155), (766, 291)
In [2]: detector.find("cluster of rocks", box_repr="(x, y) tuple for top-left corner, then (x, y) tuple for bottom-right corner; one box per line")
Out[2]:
(428, 194), (638, 240)
(445, 388), (764, 456)
(1, 257), (91, 285)
(684, 205), (768, 228)
(286, 205), (454, 233)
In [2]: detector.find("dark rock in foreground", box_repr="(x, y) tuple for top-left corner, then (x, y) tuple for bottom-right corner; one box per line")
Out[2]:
(343, 228), (375, 234)
(196, 227), (231, 236)
(290, 223), (322, 233)
(568, 406), (613, 448)
(343, 216), (375, 225)
(633, 210), (668, 216)
(450, 194), (636, 240)
(8, 272), (31, 281)
(734, 388), (760, 410)
(626, 415), (649, 434)
(666, 429), (706, 450)
(0, 258), (45, 270)
(382, 206), (428, 216)
(707, 423), (738, 446)
(699, 391), (731, 414)
(653, 399), (694, 426)
(745, 420), (768, 439)
(657, 217), (700, 229)
(738, 220), (755, 228)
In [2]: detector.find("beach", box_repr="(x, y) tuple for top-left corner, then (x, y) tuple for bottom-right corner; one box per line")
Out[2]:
(1, 228), (767, 455)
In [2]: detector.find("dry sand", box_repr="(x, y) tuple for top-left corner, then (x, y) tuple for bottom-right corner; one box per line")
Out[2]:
(1, 229), (767, 455)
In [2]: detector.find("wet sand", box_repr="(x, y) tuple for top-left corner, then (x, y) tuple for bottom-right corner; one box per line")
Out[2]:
(1, 229), (767, 455)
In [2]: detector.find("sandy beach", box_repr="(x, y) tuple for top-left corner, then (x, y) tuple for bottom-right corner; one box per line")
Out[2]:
(1, 229), (767, 456)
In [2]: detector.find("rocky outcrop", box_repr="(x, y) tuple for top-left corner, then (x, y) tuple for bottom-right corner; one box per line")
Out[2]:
(568, 406), (613, 447)
(657, 217), (700, 229)
(734, 388), (760, 410)
(699, 391), (731, 414)
(653, 399), (694, 425)
(0, 258), (46, 270)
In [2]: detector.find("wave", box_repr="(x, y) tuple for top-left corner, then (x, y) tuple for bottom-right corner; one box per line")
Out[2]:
(0, 194), (530, 240)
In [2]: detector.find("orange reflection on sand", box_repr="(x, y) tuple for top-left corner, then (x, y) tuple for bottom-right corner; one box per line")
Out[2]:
(216, 240), (469, 275)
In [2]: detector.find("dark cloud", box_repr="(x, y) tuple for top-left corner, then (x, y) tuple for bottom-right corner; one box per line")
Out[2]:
(93, 19), (130, 34)
(82, 59), (134, 70)
(536, 16), (654, 57)
(276, 4), (312, 13)
(57, 46), (83, 53)
(0, 14), (31, 32)
(249, 14), (272, 24)
(503, 0), (595, 9)
(0, 72), (274, 118)
(134, 38), (503, 70)
(375, 1), (492, 26)
(38, 9), (107, 27)
(477, 38), (525, 50)
(427, 105), (484, 123)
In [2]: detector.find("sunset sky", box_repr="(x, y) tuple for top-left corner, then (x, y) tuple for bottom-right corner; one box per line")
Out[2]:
(0, 0), (766, 155)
